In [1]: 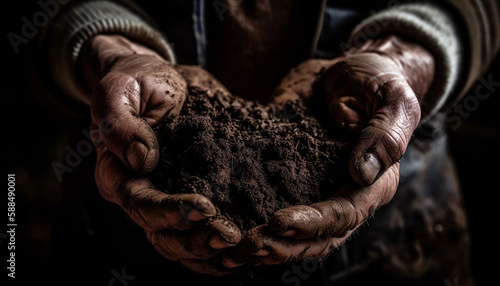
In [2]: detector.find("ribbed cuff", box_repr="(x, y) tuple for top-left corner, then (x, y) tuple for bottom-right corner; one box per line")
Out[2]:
(347, 3), (462, 119)
(48, 0), (175, 106)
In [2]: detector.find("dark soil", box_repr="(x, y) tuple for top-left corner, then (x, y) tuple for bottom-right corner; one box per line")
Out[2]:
(148, 85), (353, 232)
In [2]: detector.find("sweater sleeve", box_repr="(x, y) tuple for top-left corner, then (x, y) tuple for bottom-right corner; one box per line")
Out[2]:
(346, 0), (500, 119)
(39, 0), (175, 110)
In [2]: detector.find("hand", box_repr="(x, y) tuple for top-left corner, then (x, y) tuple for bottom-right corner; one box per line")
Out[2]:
(229, 163), (399, 265)
(82, 35), (241, 275)
(322, 35), (434, 186)
(239, 35), (435, 265)
(273, 35), (434, 186)
(82, 34), (186, 175)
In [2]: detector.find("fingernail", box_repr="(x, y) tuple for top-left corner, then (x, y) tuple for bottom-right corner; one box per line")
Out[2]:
(279, 229), (297, 237)
(209, 234), (235, 250)
(361, 153), (381, 184)
(125, 140), (148, 172)
(185, 208), (213, 223)
(221, 256), (245, 268)
(251, 248), (270, 256)
(186, 197), (216, 222)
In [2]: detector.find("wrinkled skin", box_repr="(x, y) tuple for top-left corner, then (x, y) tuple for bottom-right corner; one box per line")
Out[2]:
(225, 35), (435, 267)
(82, 34), (435, 275)
(82, 35), (241, 276)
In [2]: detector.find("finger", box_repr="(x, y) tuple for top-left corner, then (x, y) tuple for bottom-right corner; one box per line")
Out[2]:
(93, 141), (217, 231)
(328, 96), (369, 134)
(321, 55), (420, 185)
(92, 128), (129, 204)
(180, 258), (233, 277)
(146, 218), (241, 261)
(174, 65), (230, 98)
(120, 177), (219, 231)
(90, 74), (158, 175)
(322, 57), (376, 133)
(270, 87), (300, 106)
(269, 164), (399, 239)
(91, 70), (185, 175)
(269, 198), (362, 239)
(271, 59), (332, 106)
(236, 226), (347, 265)
(349, 78), (420, 186)
(220, 254), (246, 269)
(260, 235), (349, 266)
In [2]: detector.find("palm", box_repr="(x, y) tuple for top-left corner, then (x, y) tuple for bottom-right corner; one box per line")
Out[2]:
(87, 51), (242, 276)
(234, 51), (422, 266)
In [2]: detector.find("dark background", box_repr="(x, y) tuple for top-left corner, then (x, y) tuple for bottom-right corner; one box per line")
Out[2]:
(447, 56), (500, 286)
(2, 2), (499, 285)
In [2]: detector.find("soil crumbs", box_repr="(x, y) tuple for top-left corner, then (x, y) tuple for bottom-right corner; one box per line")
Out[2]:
(148, 86), (353, 232)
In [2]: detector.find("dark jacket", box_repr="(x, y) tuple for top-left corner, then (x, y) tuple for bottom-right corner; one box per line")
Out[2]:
(13, 0), (500, 285)
(29, 0), (500, 118)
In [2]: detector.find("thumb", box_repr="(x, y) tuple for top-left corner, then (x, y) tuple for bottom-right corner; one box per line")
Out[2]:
(350, 78), (421, 186)
(90, 73), (171, 175)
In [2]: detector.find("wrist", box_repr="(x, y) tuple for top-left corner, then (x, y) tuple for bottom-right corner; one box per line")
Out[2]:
(81, 34), (164, 91)
(346, 35), (435, 103)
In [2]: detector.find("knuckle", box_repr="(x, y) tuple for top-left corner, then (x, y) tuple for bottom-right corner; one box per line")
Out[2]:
(381, 126), (407, 162)
(322, 197), (368, 237)
(364, 120), (409, 166)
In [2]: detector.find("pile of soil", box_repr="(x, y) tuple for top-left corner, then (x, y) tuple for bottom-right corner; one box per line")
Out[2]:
(148, 83), (353, 232)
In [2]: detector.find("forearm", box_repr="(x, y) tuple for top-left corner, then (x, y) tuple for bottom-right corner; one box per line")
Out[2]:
(345, 2), (460, 119)
(38, 0), (175, 109)
(346, 35), (435, 105)
(346, 0), (500, 119)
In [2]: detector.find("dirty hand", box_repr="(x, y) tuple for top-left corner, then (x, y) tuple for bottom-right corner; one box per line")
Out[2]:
(228, 164), (399, 265)
(81, 35), (241, 275)
(242, 35), (435, 264)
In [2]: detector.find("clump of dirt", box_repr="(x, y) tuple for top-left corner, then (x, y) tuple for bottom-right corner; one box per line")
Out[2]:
(148, 81), (353, 232)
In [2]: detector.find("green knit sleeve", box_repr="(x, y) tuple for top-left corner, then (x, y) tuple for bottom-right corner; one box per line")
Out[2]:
(346, 2), (462, 119)
(44, 0), (175, 107)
